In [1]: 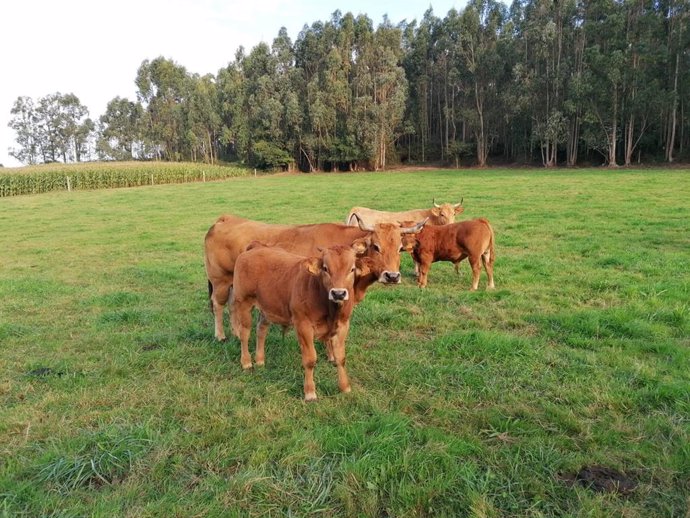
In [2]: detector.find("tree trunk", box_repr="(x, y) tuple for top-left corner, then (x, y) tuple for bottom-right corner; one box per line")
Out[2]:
(608, 85), (619, 167)
(475, 81), (487, 167)
(625, 114), (634, 166)
(666, 50), (680, 162)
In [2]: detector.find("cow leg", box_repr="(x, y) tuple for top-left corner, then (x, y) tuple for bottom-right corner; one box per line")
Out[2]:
(255, 312), (269, 367)
(469, 255), (482, 291)
(417, 259), (431, 288)
(410, 255), (420, 278)
(231, 300), (254, 369)
(482, 248), (495, 289)
(211, 281), (231, 341)
(295, 322), (318, 401)
(331, 323), (351, 393)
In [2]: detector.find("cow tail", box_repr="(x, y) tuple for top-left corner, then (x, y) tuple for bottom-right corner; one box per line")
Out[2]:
(207, 280), (214, 314)
(485, 220), (495, 265)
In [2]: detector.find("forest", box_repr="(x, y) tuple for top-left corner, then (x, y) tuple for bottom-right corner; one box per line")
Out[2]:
(7, 0), (690, 170)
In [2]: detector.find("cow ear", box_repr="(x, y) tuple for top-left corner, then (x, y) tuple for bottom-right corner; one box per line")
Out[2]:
(304, 258), (321, 276)
(351, 238), (369, 256)
(355, 257), (372, 277)
(454, 206), (464, 214)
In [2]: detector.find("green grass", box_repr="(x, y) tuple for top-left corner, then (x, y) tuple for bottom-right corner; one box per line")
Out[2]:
(1, 168), (689, 517)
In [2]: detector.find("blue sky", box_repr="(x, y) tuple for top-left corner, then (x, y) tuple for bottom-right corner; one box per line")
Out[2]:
(0, 0), (470, 167)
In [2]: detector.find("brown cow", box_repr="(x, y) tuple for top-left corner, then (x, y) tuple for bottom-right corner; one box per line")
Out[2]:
(231, 244), (361, 401)
(406, 218), (496, 290)
(345, 199), (464, 227)
(204, 213), (426, 340)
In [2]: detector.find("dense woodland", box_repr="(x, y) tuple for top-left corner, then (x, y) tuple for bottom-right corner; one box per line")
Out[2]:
(8, 0), (690, 170)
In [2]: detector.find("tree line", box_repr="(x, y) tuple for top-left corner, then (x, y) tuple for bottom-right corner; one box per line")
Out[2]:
(8, 0), (690, 169)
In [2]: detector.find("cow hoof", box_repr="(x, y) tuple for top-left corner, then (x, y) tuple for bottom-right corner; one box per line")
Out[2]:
(241, 363), (253, 370)
(216, 336), (227, 342)
(341, 386), (352, 393)
(255, 361), (265, 367)
(304, 392), (318, 402)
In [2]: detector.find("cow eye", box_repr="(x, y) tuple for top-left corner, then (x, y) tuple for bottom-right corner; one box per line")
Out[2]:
(350, 267), (355, 273)
(373, 244), (381, 253)
(399, 246), (405, 252)
(322, 265), (329, 273)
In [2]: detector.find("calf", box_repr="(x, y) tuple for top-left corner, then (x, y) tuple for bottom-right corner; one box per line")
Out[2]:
(231, 244), (362, 401)
(407, 219), (496, 290)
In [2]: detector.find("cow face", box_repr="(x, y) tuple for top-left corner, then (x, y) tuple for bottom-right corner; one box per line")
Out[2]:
(362, 221), (427, 284)
(430, 199), (464, 225)
(306, 245), (357, 305)
(398, 220), (420, 253)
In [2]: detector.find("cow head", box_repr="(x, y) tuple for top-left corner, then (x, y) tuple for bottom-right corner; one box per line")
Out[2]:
(398, 220), (423, 253)
(352, 214), (426, 284)
(305, 245), (358, 305)
(430, 198), (464, 225)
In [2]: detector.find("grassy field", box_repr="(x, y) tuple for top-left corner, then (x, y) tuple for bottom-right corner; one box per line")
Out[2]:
(0, 168), (688, 517)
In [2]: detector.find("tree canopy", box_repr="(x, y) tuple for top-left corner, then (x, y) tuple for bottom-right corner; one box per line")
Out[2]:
(8, 1), (690, 169)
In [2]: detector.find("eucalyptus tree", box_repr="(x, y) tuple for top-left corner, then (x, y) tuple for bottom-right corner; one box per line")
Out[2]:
(8, 96), (39, 165)
(580, 0), (629, 166)
(510, 0), (576, 166)
(401, 9), (441, 163)
(294, 16), (340, 170)
(30, 93), (91, 163)
(186, 74), (221, 164)
(349, 16), (409, 170)
(621, 0), (665, 165)
(136, 57), (189, 160)
(272, 27), (303, 170)
(97, 97), (144, 160)
(661, 0), (689, 162)
(457, 0), (509, 166)
(239, 41), (293, 169)
(217, 48), (248, 163)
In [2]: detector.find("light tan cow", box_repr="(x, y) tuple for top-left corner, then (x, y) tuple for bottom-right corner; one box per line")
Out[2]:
(345, 199), (464, 227)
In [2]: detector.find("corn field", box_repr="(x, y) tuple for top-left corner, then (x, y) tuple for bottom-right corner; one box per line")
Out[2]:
(0, 162), (252, 197)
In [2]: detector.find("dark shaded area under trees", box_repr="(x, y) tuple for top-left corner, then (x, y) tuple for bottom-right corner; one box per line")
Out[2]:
(8, 0), (690, 170)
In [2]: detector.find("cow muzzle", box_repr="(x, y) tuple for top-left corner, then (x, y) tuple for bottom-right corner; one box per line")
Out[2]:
(329, 288), (349, 303)
(380, 271), (401, 284)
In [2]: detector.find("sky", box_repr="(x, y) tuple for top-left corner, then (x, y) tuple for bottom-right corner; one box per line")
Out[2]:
(0, 0), (469, 168)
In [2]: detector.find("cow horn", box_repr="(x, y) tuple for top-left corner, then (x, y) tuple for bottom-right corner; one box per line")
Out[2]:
(400, 217), (428, 234)
(433, 198), (440, 208)
(353, 213), (375, 232)
(454, 197), (464, 208)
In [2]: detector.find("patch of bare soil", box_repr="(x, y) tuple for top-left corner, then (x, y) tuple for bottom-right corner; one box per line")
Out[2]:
(559, 465), (637, 495)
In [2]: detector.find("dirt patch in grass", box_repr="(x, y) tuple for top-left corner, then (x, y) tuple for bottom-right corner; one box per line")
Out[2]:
(559, 465), (637, 495)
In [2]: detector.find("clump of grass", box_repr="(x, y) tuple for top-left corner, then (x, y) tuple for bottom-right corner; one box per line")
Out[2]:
(34, 427), (153, 494)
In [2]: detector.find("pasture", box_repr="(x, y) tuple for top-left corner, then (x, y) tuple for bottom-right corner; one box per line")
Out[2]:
(1, 168), (688, 517)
